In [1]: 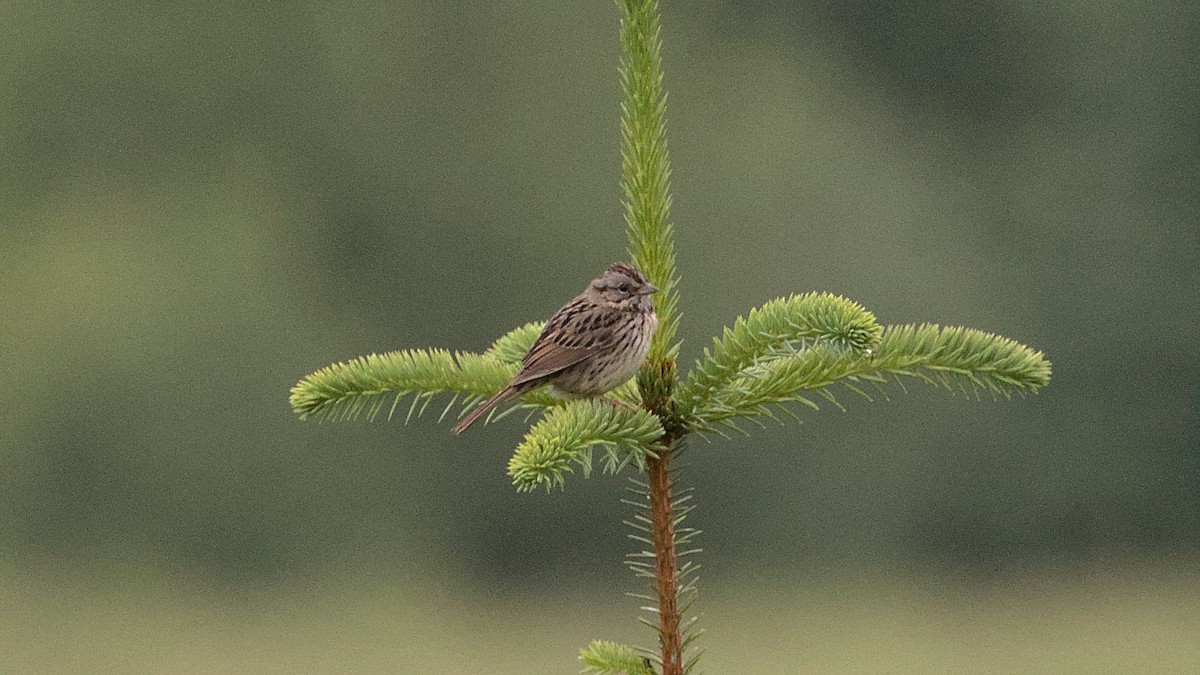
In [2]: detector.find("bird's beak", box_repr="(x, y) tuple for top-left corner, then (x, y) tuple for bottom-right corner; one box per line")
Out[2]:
(638, 283), (659, 295)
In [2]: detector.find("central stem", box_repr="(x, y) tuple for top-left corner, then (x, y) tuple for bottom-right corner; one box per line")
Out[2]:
(647, 444), (682, 675)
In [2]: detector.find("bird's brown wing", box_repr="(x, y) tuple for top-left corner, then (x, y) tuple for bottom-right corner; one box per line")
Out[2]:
(508, 296), (621, 388)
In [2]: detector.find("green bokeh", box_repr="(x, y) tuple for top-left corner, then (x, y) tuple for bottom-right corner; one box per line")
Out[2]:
(3, 1), (1197, 671)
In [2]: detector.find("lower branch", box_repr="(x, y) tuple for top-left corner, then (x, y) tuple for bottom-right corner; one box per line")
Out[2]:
(646, 444), (682, 675)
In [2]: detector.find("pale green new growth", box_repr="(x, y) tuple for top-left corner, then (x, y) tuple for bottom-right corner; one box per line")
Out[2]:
(620, 0), (680, 364)
(289, 348), (556, 425)
(291, 349), (510, 422)
(676, 292), (882, 423)
(508, 400), (664, 492)
(687, 323), (1051, 432)
(581, 640), (655, 675)
(870, 323), (1051, 393)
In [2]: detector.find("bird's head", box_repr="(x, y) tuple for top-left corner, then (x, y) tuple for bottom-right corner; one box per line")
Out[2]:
(588, 262), (658, 309)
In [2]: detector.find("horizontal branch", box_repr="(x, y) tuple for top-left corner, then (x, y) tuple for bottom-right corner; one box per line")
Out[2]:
(871, 323), (1051, 391)
(686, 322), (1051, 431)
(290, 346), (555, 424)
(676, 292), (882, 418)
(508, 400), (664, 492)
(580, 639), (655, 675)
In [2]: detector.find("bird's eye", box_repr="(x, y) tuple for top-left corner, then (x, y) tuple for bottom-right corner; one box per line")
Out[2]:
(618, 282), (631, 293)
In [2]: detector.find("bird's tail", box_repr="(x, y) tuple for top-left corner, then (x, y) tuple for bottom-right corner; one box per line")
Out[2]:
(451, 385), (521, 434)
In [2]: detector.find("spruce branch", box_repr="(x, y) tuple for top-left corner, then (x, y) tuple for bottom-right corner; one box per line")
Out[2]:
(581, 640), (656, 675)
(290, 346), (556, 425)
(507, 400), (664, 493)
(620, 0), (680, 365)
(869, 322), (1051, 393)
(686, 323), (1051, 430)
(291, 349), (508, 422)
(675, 292), (882, 424)
(623, 463), (704, 675)
(617, 1), (696, 672)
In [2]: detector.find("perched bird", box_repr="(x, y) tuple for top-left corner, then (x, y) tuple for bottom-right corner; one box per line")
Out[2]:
(452, 262), (659, 434)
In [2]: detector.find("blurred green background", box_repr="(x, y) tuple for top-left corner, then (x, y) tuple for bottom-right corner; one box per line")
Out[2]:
(3, 1), (1197, 672)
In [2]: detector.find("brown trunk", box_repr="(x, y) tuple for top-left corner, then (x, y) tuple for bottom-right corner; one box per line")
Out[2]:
(646, 446), (682, 675)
